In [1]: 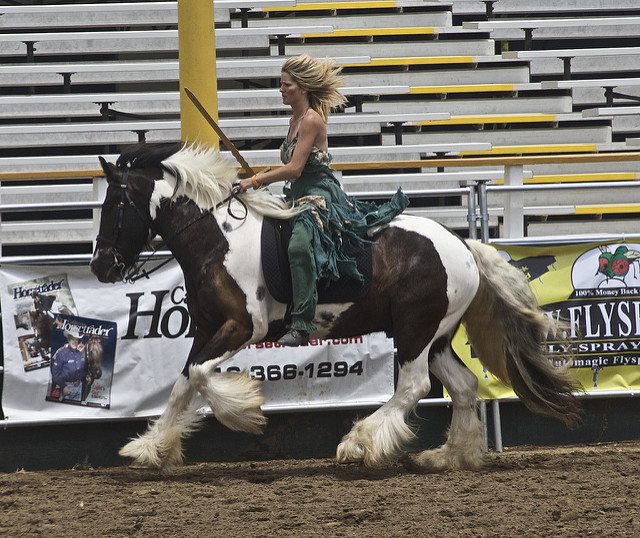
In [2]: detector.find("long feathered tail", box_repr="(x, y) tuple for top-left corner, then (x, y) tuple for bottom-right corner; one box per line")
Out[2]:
(462, 240), (582, 427)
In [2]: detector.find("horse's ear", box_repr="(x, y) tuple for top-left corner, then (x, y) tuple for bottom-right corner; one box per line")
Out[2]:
(98, 156), (118, 182)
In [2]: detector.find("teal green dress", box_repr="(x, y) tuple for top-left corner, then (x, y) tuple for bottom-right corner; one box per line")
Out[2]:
(281, 136), (409, 289)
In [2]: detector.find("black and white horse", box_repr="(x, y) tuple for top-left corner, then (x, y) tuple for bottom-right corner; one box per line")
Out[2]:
(90, 143), (580, 471)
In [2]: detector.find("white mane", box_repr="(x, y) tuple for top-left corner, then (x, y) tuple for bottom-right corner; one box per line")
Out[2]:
(160, 144), (304, 219)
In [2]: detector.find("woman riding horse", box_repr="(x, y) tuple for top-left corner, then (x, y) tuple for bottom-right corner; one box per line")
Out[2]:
(91, 58), (582, 471)
(237, 55), (408, 347)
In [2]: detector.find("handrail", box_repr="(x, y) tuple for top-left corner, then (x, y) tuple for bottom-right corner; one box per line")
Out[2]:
(0, 186), (477, 264)
(3, 151), (640, 181)
(334, 152), (640, 169)
(0, 201), (100, 213)
(2, 153), (640, 247)
(487, 180), (640, 192)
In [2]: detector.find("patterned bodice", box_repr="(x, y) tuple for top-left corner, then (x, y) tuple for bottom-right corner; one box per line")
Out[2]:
(279, 136), (332, 168)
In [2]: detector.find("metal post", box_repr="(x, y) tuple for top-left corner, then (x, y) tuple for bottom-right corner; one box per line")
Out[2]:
(60, 73), (73, 93)
(605, 87), (614, 106)
(239, 7), (249, 27)
(478, 400), (488, 452)
(467, 184), (478, 240)
(561, 57), (573, 80)
(393, 122), (403, 145)
(503, 164), (525, 238)
(476, 180), (490, 242)
(492, 399), (503, 452)
(178, 0), (219, 147)
(277, 34), (286, 56)
(25, 42), (36, 95)
(485, 1), (496, 18)
(25, 41), (35, 63)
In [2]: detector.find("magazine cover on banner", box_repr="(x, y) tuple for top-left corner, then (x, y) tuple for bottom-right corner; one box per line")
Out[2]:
(451, 240), (640, 399)
(0, 263), (395, 424)
(45, 314), (116, 408)
(8, 273), (78, 372)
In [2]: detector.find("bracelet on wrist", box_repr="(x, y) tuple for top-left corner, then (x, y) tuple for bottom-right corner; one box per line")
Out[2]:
(251, 175), (261, 189)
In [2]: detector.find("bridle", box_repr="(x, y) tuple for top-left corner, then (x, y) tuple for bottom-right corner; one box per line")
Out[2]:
(96, 167), (155, 281)
(96, 166), (249, 283)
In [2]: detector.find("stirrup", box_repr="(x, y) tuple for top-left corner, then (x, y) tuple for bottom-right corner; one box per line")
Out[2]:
(277, 329), (309, 347)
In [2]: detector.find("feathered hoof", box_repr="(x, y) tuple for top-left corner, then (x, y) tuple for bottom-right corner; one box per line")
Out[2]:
(406, 446), (485, 473)
(118, 435), (184, 471)
(119, 438), (162, 470)
(336, 437), (366, 465)
(336, 430), (388, 468)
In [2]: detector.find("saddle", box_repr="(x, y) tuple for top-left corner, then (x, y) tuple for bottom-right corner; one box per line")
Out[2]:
(260, 217), (373, 305)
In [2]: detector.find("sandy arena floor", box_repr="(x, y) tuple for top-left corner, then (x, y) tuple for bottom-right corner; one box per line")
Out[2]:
(1, 441), (639, 537)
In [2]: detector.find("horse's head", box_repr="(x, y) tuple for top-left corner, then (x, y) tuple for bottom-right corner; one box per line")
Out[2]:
(29, 309), (52, 341)
(90, 157), (157, 283)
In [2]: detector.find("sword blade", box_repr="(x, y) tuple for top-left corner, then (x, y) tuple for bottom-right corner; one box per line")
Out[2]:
(184, 87), (256, 176)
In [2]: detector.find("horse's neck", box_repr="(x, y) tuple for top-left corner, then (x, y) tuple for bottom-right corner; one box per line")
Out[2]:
(154, 198), (229, 278)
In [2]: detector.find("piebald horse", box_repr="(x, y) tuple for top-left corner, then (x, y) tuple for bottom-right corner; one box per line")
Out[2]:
(90, 143), (580, 471)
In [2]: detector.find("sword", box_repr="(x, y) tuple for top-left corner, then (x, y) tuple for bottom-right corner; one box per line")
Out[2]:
(184, 87), (256, 177)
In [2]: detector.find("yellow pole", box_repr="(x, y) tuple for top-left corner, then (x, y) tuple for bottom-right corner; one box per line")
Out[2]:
(178, 0), (219, 147)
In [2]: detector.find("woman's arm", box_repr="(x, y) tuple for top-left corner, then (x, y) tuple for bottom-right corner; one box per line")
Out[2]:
(238, 112), (326, 192)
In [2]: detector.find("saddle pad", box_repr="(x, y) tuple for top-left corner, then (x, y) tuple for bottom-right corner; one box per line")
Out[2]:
(260, 217), (372, 305)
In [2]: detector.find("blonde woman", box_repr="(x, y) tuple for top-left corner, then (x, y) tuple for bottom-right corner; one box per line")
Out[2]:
(239, 55), (408, 346)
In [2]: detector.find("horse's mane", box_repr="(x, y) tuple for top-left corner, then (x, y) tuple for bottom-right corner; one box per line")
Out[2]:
(118, 143), (303, 220)
(117, 142), (183, 170)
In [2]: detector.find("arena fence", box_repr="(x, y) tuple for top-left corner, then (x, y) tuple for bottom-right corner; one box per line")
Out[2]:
(1, 176), (639, 453)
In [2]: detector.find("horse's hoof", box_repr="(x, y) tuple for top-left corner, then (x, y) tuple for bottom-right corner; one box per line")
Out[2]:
(119, 438), (163, 469)
(402, 453), (444, 474)
(408, 447), (485, 472)
(336, 439), (365, 464)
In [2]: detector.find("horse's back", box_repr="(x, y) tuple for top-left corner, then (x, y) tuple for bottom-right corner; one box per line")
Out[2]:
(382, 214), (479, 311)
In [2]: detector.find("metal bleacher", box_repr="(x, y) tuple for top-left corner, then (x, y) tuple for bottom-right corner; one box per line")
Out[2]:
(1, 0), (639, 248)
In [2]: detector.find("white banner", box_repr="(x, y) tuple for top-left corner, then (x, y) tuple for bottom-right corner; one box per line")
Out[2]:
(0, 262), (395, 423)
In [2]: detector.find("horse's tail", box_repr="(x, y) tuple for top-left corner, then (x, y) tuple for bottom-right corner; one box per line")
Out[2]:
(462, 240), (582, 427)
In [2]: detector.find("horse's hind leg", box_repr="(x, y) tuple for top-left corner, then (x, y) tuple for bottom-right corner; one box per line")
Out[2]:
(336, 340), (433, 467)
(119, 373), (201, 470)
(410, 344), (485, 471)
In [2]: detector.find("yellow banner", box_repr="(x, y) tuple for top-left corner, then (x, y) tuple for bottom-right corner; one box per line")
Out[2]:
(451, 240), (640, 399)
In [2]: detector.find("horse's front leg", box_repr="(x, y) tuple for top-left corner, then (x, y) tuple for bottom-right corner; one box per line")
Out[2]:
(119, 333), (210, 470)
(119, 373), (200, 470)
(188, 319), (267, 435)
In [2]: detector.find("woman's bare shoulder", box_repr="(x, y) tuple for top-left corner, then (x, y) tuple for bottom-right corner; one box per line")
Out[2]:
(306, 108), (326, 125)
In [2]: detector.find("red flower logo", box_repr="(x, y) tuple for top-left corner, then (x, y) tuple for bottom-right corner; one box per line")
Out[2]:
(612, 258), (629, 276)
(598, 257), (609, 272)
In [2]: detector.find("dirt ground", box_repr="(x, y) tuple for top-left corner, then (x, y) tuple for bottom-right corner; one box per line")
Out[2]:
(1, 441), (639, 538)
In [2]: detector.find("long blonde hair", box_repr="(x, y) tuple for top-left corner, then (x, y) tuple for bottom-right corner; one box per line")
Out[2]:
(282, 55), (348, 121)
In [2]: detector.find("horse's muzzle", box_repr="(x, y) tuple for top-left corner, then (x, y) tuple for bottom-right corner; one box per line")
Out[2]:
(90, 248), (125, 283)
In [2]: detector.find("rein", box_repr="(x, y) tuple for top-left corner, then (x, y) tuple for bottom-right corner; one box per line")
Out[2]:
(123, 185), (248, 283)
